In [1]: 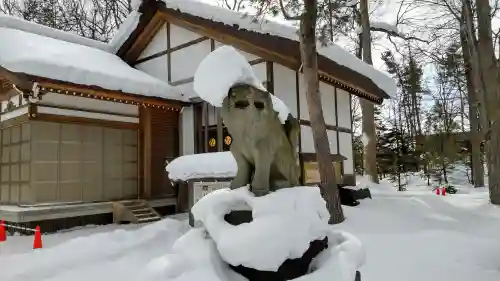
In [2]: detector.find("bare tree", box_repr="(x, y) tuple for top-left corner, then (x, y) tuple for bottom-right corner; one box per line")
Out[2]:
(1, 0), (131, 42)
(248, 0), (345, 223)
(474, 0), (500, 204)
(216, 0), (247, 11)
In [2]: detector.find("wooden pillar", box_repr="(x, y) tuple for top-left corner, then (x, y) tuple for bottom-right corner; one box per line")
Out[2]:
(266, 61), (274, 93)
(193, 103), (202, 153)
(295, 71), (304, 184)
(203, 102), (208, 153)
(140, 106), (153, 199)
(216, 109), (223, 152)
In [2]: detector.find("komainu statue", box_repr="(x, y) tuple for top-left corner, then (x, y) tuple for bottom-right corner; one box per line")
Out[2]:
(221, 83), (301, 196)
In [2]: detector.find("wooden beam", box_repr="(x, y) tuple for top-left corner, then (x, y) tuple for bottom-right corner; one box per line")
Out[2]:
(266, 61), (274, 93)
(159, 10), (297, 70)
(141, 107), (153, 198)
(194, 103), (203, 153)
(0, 67), (33, 91)
(31, 112), (139, 130)
(210, 38), (224, 152)
(170, 77), (194, 86)
(167, 22), (172, 83)
(295, 71), (303, 184)
(203, 102), (208, 153)
(124, 11), (166, 63)
(250, 58), (266, 65)
(37, 80), (184, 109)
(0, 77), (14, 96)
(334, 87), (341, 157)
(134, 36), (210, 66)
(298, 119), (352, 134)
(169, 58), (264, 87)
(36, 103), (139, 118)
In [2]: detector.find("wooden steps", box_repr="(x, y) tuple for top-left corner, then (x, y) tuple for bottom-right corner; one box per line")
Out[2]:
(112, 200), (162, 224)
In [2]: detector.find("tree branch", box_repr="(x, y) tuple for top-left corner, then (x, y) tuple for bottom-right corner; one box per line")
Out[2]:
(370, 26), (429, 43)
(278, 0), (302, 20)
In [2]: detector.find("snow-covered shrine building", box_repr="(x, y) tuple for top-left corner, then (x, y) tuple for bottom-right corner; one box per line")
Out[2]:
(0, 0), (394, 229)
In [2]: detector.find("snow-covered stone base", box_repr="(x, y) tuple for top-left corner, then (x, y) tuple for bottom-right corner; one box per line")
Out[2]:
(147, 186), (365, 281)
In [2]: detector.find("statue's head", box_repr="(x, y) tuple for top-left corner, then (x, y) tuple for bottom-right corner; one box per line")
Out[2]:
(227, 84), (273, 113)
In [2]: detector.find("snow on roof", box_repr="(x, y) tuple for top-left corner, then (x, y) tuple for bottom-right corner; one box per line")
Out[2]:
(0, 14), (110, 51)
(166, 152), (237, 181)
(193, 45), (291, 123)
(0, 26), (185, 101)
(159, 0), (397, 98)
(108, 10), (142, 53)
(111, 0), (396, 98)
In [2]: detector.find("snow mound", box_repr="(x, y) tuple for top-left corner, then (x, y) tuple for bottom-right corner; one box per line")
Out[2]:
(191, 186), (331, 271)
(193, 45), (291, 123)
(166, 152), (237, 181)
(153, 219), (364, 281)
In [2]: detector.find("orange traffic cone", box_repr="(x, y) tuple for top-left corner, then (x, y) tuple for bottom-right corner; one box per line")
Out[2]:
(0, 220), (6, 242)
(33, 226), (42, 249)
(435, 188), (441, 195)
(441, 187), (446, 196)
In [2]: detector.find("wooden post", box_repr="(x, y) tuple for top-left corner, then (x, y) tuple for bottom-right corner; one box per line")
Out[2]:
(203, 103), (208, 153)
(140, 106), (153, 199)
(217, 109), (223, 152)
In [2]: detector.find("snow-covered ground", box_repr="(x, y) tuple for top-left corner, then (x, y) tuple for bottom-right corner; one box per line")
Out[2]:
(1, 170), (499, 281)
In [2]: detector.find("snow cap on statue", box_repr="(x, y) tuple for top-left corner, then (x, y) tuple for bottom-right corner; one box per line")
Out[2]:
(192, 45), (291, 124)
(193, 45), (267, 107)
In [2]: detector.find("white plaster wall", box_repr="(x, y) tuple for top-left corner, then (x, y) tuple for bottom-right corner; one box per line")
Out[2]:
(9, 93), (20, 107)
(297, 74), (308, 120)
(252, 62), (267, 84)
(170, 40), (211, 82)
(272, 64), (298, 117)
(298, 75), (336, 126)
(175, 81), (197, 99)
(336, 88), (351, 129)
(135, 57), (169, 82)
(181, 105), (195, 155)
(206, 104), (217, 126)
(1, 93), (140, 122)
(36, 106), (139, 123)
(339, 131), (354, 174)
(300, 125), (337, 154)
(1, 92), (22, 111)
(214, 41), (259, 61)
(170, 24), (203, 48)
(38, 93), (138, 116)
(138, 24), (168, 59)
(0, 106), (28, 122)
(320, 82), (336, 126)
(135, 24), (169, 82)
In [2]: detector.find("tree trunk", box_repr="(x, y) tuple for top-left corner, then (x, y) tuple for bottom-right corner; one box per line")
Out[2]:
(475, 0), (500, 204)
(359, 0), (379, 183)
(300, 0), (344, 223)
(462, 0), (489, 139)
(460, 22), (485, 187)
